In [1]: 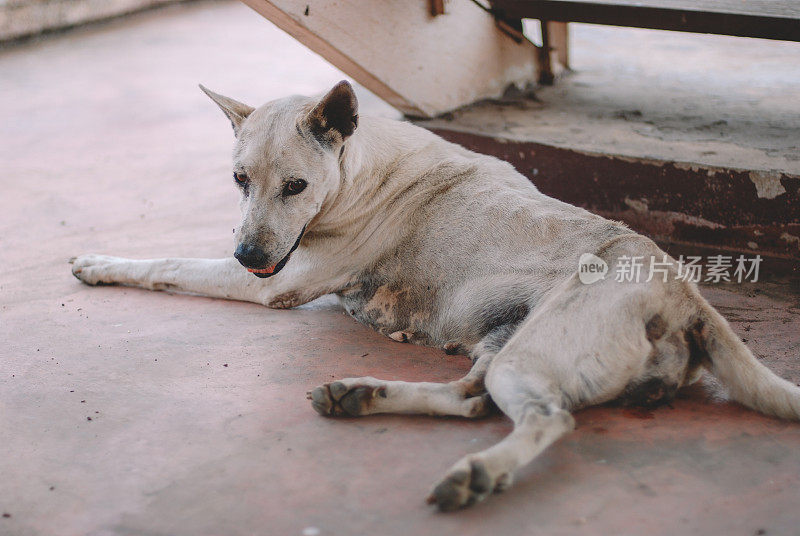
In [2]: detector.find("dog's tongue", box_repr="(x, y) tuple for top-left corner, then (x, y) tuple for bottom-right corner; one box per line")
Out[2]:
(247, 266), (276, 274)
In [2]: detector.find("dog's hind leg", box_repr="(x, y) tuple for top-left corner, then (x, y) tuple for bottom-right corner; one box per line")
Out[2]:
(308, 353), (495, 418)
(426, 365), (574, 511)
(428, 238), (680, 510)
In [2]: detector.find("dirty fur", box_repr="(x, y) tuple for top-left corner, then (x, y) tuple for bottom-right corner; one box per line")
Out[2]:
(72, 81), (800, 512)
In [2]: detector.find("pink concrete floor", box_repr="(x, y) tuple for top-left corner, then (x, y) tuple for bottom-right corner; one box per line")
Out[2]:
(1, 2), (799, 535)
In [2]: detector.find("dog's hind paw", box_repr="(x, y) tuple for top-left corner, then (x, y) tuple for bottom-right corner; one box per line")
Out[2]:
(427, 458), (510, 512)
(308, 378), (387, 417)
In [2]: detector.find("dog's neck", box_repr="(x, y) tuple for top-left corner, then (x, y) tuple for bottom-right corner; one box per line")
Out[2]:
(309, 116), (448, 249)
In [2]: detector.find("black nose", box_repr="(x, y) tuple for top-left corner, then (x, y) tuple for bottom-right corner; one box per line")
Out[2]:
(234, 243), (269, 268)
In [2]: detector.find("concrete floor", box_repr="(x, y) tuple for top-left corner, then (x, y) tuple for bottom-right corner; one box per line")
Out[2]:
(1, 2), (799, 535)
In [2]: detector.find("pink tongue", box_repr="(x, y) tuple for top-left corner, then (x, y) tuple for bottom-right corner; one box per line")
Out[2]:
(247, 265), (276, 274)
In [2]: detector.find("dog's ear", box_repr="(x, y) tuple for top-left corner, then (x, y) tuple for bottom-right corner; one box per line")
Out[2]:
(305, 80), (359, 145)
(199, 84), (255, 136)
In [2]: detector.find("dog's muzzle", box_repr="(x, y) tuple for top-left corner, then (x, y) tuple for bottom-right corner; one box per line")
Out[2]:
(234, 226), (306, 279)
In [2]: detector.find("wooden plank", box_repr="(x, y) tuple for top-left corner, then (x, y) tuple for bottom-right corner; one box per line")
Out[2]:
(538, 19), (555, 84)
(240, 0), (540, 117)
(547, 21), (569, 69)
(491, 0), (800, 41)
(502, 0), (800, 19)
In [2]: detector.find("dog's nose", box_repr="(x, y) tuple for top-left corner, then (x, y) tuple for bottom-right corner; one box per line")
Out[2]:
(234, 243), (269, 268)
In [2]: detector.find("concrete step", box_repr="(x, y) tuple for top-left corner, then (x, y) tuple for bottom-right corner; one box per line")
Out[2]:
(416, 24), (800, 262)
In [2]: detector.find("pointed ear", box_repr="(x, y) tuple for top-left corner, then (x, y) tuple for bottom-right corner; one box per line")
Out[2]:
(199, 84), (255, 136)
(305, 80), (358, 145)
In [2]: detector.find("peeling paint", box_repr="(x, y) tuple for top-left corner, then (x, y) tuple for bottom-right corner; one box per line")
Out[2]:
(624, 197), (649, 213)
(672, 161), (716, 174)
(615, 208), (725, 236)
(750, 170), (786, 199)
(781, 233), (800, 251)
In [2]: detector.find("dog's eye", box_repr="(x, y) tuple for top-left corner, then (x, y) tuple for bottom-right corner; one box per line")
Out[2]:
(233, 172), (248, 185)
(282, 179), (307, 196)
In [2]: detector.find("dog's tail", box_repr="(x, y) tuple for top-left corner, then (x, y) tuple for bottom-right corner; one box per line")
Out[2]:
(694, 300), (800, 420)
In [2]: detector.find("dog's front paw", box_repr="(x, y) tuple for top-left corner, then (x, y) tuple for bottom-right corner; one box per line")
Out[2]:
(70, 254), (125, 286)
(427, 458), (510, 512)
(307, 378), (387, 417)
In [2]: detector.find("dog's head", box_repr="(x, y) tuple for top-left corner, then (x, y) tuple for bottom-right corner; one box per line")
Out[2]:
(200, 81), (358, 278)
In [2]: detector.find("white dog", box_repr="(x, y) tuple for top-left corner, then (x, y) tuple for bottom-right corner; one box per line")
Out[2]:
(72, 81), (800, 511)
